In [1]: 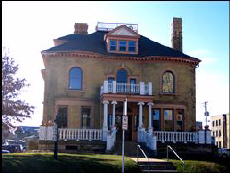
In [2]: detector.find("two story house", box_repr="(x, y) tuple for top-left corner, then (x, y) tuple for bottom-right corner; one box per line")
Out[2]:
(39, 18), (201, 151)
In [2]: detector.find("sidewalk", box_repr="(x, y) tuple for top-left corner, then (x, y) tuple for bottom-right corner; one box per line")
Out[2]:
(131, 158), (167, 162)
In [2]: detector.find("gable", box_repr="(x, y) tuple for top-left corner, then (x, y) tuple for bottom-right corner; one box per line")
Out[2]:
(110, 27), (136, 36)
(107, 25), (139, 37)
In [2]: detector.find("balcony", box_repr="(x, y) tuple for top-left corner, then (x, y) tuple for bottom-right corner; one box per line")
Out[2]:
(100, 81), (152, 95)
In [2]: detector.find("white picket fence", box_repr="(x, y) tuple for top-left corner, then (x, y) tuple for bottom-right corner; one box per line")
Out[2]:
(58, 128), (102, 141)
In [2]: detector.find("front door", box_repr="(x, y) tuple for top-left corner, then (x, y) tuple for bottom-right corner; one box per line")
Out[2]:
(115, 114), (132, 141)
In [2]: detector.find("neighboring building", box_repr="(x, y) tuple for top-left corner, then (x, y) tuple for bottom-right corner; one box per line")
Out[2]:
(196, 121), (203, 131)
(39, 18), (201, 151)
(211, 113), (230, 148)
(15, 126), (39, 141)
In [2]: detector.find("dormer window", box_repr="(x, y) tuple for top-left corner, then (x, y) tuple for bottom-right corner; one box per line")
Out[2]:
(104, 24), (140, 55)
(128, 41), (136, 52)
(119, 41), (126, 51)
(110, 40), (116, 51)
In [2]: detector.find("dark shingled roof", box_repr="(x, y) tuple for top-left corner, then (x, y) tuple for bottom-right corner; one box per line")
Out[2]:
(43, 31), (198, 60)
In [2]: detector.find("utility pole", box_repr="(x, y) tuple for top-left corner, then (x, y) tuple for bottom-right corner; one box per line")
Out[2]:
(203, 101), (209, 144)
(122, 98), (128, 173)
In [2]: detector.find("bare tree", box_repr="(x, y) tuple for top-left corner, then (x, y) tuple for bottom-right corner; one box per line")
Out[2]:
(2, 47), (34, 134)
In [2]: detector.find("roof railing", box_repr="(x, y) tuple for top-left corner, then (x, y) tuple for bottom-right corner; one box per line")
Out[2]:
(95, 22), (138, 33)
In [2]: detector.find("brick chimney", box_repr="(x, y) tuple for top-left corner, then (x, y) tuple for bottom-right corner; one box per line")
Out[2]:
(171, 18), (182, 52)
(74, 23), (88, 34)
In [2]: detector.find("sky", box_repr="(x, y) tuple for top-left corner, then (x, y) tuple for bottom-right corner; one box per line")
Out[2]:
(2, 1), (229, 128)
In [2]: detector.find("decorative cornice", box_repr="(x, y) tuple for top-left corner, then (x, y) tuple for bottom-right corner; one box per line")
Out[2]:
(41, 51), (201, 66)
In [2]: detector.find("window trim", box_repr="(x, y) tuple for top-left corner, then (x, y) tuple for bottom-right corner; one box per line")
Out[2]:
(81, 107), (91, 129)
(68, 67), (83, 91)
(152, 109), (161, 131)
(128, 41), (136, 52)
(164, 109), (174, 131)
(109, 40), (117, 51)
(57, 106), (68, 128)
(107, 37), (138, 54)
(162, 71), (175, 93)
(116, 68), (128, 83)
(160, 69), (177, 95)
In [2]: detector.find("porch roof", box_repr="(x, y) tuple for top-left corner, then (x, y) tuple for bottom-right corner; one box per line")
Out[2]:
(100, 93), (154, 103)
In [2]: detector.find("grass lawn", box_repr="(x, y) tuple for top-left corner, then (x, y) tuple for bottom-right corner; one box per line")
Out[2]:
(162, 158), (229, 173)
(2, 152), (140, 173)
(3, 152), (229, 173)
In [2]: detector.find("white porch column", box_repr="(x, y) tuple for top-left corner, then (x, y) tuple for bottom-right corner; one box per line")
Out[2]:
(140, 82), (145, 95)
(111, 101), (117, 131)
(148, 82), (152, 95)
(148, 102), (154, 134)
(102, 100), (109, 141)
(104, 81), (108, 93)
(138, 102), (145, 128)
(112, 81), (116, 93)
(138, 102), (145, 142)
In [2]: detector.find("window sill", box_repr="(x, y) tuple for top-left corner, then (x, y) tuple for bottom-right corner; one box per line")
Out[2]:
(160, 92), (176, 96)
(67, 89), (86, 93)
(108, 50), (138, 55)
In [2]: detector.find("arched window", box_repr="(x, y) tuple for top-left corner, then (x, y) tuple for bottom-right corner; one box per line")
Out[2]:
(69, 67), (82, 90)
(162, 71), (174, 93)
(116, 69), (127, 83)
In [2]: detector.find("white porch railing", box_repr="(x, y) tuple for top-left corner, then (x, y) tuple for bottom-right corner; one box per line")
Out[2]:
(58, 128), (102, 141)
(153, 131), (199, 143)
(100, 81), (152, 95)
(138, 128), (157, 151)
(106, 128), (117, 151)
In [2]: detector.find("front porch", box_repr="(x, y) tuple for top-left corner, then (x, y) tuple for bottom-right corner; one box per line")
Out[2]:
(39, 79), (212, 152)
(39, 126), (211, 153)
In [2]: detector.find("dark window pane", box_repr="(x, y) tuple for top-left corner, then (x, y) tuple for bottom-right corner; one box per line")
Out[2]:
(152, 109), (160, 131)
(108, 77), (115, 83)
(82, 107), (91, 129)
(128, 41), (136, 52)
(165, 109), (173, 131)
(119, 41), (126, 51)
(69, 67), (82, 90)
(116, 69), (127, 83)
(130, 78), (136, 84)
(57, 107), (67, 128)
(110, 40), (116, 51)
(130, 78), (136, 92)
(176, 110), (183, 132)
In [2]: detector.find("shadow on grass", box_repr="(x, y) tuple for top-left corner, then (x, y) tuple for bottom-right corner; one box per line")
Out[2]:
(2, 153), (140, 173)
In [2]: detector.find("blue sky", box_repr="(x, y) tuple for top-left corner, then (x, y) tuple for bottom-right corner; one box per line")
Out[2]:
(2, 1), (229, 127)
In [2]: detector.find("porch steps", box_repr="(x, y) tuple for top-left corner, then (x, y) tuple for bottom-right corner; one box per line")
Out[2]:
(132, 159), (178, 173)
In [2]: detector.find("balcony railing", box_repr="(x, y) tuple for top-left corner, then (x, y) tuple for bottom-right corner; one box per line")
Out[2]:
(100, 81), (152, 95)
(96, 22), (138, 33)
